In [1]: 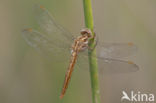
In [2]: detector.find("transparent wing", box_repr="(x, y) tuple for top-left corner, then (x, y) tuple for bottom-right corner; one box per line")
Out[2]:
(77, 51), (139, 74)
(22, 5), (138, 73)
(22, 28), (71, 61)
(34, 5), (74, 46)
(96, 42), (137, 58)
(97, 58), (139, 74)
(22, 29), (139, 73)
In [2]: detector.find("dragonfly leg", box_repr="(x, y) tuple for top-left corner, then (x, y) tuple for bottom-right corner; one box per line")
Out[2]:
(88, 32), (98, 52)
(80, 44), (89, 52)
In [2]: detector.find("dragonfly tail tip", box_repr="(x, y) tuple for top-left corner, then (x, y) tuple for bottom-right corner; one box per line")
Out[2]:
(60, 94), (64, 99)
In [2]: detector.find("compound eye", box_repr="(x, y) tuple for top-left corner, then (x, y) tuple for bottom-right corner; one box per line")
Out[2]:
(80, 28), (92, 35)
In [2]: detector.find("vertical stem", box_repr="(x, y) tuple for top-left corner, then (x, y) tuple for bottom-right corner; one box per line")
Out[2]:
(83, 0), (101, 103)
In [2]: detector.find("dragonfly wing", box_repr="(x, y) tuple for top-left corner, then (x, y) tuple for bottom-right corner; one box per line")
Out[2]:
(22, 28), (71, 61)
(76, 51), (138, 74)
(76, 52), (89, 70)
(98, 58), (139, 74)
(34, 5), (74, 46)
(96, 42), (137, 58)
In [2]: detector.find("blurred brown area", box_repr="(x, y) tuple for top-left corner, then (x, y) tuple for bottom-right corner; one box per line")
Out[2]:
(0, 0), (156, 103)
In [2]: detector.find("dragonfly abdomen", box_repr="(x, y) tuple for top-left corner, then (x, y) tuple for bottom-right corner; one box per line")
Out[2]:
(60, 51), (78, 98)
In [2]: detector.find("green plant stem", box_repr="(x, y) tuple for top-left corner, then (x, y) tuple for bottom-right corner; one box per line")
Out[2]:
(83, 0), (101, 103)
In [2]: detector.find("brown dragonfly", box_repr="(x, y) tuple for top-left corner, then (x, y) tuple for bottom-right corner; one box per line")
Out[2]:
(22, 5), (139, 99)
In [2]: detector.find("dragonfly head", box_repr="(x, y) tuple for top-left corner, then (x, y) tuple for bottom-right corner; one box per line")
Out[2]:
(80, 28), (92, 38)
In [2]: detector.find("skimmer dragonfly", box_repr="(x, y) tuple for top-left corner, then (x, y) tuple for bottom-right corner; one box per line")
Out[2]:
(22, 5), (139, 99)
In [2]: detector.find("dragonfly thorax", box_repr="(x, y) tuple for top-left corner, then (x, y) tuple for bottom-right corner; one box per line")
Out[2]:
(71, 34), (90, 54)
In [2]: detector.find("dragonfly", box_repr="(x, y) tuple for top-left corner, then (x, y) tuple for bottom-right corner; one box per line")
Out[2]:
(22, 5), (139, 99)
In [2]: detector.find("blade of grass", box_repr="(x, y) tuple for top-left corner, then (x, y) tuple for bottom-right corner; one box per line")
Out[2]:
(83, 0), (101, 103)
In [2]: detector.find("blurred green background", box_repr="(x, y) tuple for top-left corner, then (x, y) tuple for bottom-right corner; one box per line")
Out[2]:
(0, 0), (156, 103)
